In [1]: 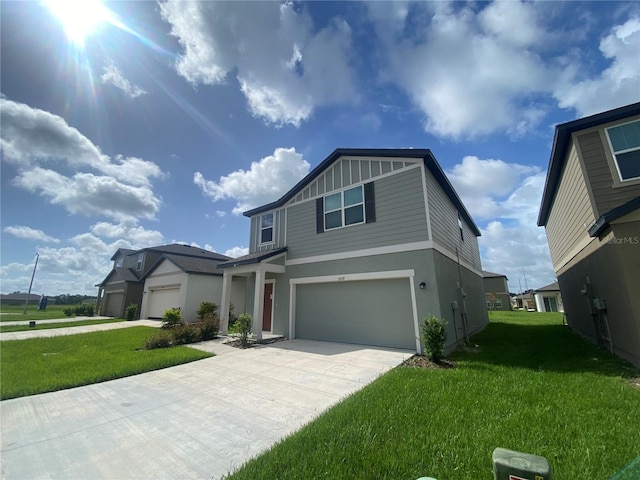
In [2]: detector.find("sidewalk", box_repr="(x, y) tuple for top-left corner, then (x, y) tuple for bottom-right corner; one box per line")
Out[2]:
(0, 319), (162, 341)
(0, 315), (113, 326)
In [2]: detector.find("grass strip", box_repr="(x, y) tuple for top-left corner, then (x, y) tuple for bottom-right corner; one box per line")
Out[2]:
(0, 319), (123, 333)
(0, 327), (211, 400)
(0, 305), (87, 321)
(228, 312), (640, 480)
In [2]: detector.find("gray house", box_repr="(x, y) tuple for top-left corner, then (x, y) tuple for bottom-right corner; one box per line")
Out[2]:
(218, 148), (488, 353)
(538, 102), (640, 367)
(482, 271), (511, 311)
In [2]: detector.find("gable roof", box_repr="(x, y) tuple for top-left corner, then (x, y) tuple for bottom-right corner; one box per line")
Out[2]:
(144, 254), (227, 277)
(535, 281), (560, 292)
(139, 244), (231, 261)
(538, 102), (640, 227)
(96, 267), (142, 287)
(482, 270), (508, 280)
(110, 248), (136, 261)
(243, 148), (481, 236)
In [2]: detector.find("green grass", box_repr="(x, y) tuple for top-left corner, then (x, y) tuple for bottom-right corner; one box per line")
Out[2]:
(228, 311), (640, 480)
(0, 318), (123, 333)
(0, 304), (83, 321)
(0, 327), (211, 400)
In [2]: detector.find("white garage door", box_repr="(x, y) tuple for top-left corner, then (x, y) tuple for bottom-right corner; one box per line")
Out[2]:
(147, 287), (181, 319)
(295, 278), (416, 350)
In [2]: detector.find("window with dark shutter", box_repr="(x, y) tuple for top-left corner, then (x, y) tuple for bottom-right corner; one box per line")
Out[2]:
(316, 182), (375, 233)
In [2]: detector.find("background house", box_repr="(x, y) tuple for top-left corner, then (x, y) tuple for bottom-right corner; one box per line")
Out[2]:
(538, 102), (640, 367)
(218, 148), (488, 354)
(513, 291), (536, 311)
(482, 271), (511, 311)
(97, 244), (239, 319)
(534, 282), (564, 313)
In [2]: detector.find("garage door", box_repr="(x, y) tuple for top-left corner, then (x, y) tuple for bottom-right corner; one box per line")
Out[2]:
(103, 292), (124, 317)
(147, 287), (181, 319)
(295, 278), (416, 349)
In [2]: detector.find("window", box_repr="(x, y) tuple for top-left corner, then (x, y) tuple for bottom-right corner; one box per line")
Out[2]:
(136, 253), (144, 270)
(115, 257), (123, 268)
(606, 120), (640, 181)
(324, 185), (364, 230)
(458, 213), (464, 242)
(495, 298), (502, 308)
(260, 213), (274, 244)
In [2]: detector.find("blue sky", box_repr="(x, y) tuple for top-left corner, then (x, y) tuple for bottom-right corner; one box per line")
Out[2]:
(1, 0), (639, 296)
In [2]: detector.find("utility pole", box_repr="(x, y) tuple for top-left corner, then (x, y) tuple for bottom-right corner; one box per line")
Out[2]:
(23, 253), (39, 315)
(523, 268), (529, 292)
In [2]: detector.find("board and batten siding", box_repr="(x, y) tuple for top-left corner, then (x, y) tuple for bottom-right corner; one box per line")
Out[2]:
(285, 167), (428, 260)
(577, 127), (640, 217)
(545, 141), (596, 271)
(424, 169), (482, 271)
(249, 208), (286, 253)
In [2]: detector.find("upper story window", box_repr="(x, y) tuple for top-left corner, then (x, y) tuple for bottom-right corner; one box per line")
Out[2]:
(606, 120), (640, 181)
(115, 257), (123, 268)
(458, 213), (464, 242)
(260, 213), (274, 244)
(136, 253), (144, 270)
(324, 185), (364, 230)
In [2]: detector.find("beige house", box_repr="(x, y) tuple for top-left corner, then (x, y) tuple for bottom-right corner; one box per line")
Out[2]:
(538, 102), (640, 367)
(534, 282), (564, 313)
(482, 271), (511, 311)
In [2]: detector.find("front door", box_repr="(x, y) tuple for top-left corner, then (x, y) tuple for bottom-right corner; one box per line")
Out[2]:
(262, 282), (273, 331)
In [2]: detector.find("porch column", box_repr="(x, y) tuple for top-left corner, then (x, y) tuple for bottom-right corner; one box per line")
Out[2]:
(219, 272), (233, 335)
(252, 268), (265, 342)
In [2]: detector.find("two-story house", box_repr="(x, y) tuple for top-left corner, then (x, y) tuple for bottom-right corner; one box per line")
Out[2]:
(97, 244), (245, 321)
(538, 102), (640, 367)
(482, 271), (511, 311)
(217, 148), (488, 354)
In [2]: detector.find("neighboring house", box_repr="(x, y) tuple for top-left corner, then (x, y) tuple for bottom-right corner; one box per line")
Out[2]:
(482, 271), (511, 311)
(217, 148), (488, 354)
(534, 282), (564, 313)
(0, 293), (42, 305)
(513, 291), (536, 311)
(538, 102), (640, 367)
(97, 244), (238, 319)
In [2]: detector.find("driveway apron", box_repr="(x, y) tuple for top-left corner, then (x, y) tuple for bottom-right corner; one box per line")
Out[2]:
(0, 339), (411, 479)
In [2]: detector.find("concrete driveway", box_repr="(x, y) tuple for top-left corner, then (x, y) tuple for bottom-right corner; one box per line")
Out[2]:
(0, 339), (411, 479)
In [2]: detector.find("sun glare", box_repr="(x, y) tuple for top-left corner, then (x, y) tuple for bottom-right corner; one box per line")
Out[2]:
(44, 0), (111, 46)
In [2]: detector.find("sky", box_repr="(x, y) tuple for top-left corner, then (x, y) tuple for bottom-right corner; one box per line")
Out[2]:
(1, 0), (639, 297)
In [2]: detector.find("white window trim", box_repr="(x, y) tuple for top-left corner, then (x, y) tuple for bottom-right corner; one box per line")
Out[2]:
(259, 212), (275, 246)
(605, 119), (640, 183)
(323, 185), (365, 231)
(136, 253), (144, 271)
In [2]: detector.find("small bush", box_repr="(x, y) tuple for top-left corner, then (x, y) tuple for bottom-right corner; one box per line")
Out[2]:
(197, 312), (220, 340)
(172, 323), (200, 345)
(233, 313), (252, 347)
(162, 308), (183, 329)
(144, 331), (173, 349)
(63, 307), (74, 317)
(197, 302), (218, 320)
(420, 314), (448, 362)
(84, 304), (95, 317)
(125, 303), (139, 321)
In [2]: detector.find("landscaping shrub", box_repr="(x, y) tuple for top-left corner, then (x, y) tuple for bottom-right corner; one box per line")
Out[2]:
(421, 314), (447, 362)
(84, 304), (95, 317)
(125, 303), (139, 321)
(63, 307), (74, 317)
(197, 301), (218, 320)
(197, 312), (220, 340)
(143, 331), (173, 349)
(232, 313), (252, 347)
(171, 323), (201, 345)
(161, 308), (183, 329)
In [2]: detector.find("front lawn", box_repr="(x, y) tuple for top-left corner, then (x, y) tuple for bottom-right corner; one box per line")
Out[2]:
(0, 318), (123, 333)
(0, 304), (82, 321)
(0, 327), (212, 400)
(228, 311), (640, 480)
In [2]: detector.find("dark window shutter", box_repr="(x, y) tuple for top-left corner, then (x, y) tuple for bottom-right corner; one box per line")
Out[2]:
(364, 182), (376, 223)
(316, 198), (324, 233)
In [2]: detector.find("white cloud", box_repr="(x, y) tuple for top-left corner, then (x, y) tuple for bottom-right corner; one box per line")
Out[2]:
(160, 1), (358, 126)
(194, 147), (310, 214)
(553, 17), (640, 116)
(89, 221), (164, 247)
(3, 225), (59, 243)
(447, 155), (554, 291)
(1, 99), (164, 221)
(101, 63), (148, 98)
(224, 246), (249, 258)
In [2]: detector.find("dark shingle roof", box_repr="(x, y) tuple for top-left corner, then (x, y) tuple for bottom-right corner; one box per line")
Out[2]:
(159, 254), (226, 276)
(141, 244), (231, 261)
(96, 267), (141, 287)
(482, 270), (508, 279)
(538, 102), (640, 226)
(243, 148), (481, 236)
(536, 282), (560, 292)
(218, 247), (288, 268)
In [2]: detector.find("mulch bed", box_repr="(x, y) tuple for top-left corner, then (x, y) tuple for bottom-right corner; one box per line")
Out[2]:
(402, 354), (457, 369)
(224, 336), (288, 349)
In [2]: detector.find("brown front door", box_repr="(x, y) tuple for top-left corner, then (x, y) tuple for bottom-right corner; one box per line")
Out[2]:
(262, 283), (273, 331)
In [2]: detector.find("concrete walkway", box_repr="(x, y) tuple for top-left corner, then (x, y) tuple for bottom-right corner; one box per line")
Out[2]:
(0, 316), (114, 326)
(0, 340), (411, 479)
(0, 319), (162, 341)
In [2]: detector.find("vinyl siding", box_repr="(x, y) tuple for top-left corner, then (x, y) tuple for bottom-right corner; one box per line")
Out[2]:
(577, 129), (640, 217)
(545, 141), (596, 270)
(285, 168), (428, 260)
(425, 170), (482, 271)
(250, 208), (286, 253)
